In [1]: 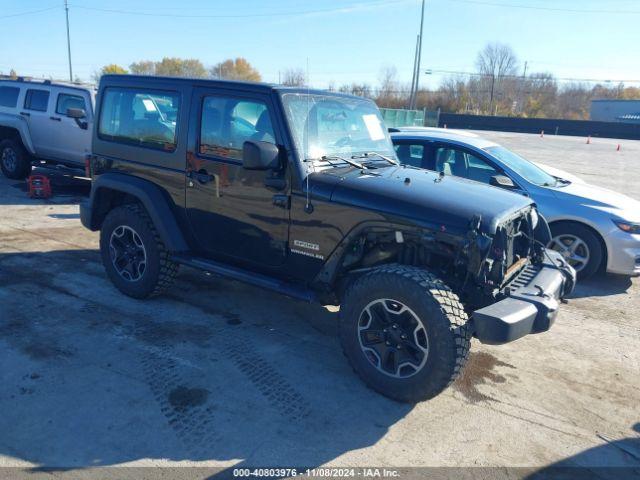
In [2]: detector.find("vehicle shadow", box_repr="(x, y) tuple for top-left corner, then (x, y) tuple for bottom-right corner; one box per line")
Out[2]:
(525, 423), (640, 480)
(0, 167), (90, 206)
(568, 273), (634, 299)
(0, 249), (413, 470)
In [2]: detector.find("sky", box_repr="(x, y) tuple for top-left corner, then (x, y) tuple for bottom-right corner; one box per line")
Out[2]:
(1, 0), (639, 89)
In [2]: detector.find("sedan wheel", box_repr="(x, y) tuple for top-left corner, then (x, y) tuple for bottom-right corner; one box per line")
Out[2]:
(549, 234), (590, 273)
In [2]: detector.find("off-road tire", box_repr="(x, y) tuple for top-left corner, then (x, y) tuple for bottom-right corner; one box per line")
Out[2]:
(549, 222), (603, 281)
(340, 264), (471, 403)
(0, 139), (31, 179)
(100, 203), (178, 299)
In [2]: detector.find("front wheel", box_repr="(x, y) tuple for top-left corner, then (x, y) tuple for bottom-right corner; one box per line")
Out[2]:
(339, 264), (471, 403)
(549, 223), (603, 281)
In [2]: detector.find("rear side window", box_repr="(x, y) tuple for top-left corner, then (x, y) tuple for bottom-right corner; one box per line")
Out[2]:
(0, 86), (20, 107)
(98, 87), (180, 151)
(24, 89), (50, 111)
(56, 93), (86, 115)
(394, 143), (424, 168)
(199, 96), (274, 160)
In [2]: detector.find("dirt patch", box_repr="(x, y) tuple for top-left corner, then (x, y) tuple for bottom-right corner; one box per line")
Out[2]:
(454, 351), (516, 403)
(0, 311), (74, 361)
(168, 386), (209, 412)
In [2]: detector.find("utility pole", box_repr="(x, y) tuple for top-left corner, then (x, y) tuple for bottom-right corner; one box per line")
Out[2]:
(409, 0), (426, 110)
(412, 0), (426, 109)
(518, 60), (528, 114)
(488, 73), (495, 115)
(408, 35), (419, 109)
(64, 0), (73, 81)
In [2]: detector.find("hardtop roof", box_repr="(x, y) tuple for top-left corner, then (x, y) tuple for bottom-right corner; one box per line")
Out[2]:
(99, 74), (368, 100)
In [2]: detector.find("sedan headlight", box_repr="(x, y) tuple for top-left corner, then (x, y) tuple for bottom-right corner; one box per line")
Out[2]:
(613, 220), (640, 234)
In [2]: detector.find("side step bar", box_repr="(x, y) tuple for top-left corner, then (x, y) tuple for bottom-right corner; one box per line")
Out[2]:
(172, 254), (317, 303)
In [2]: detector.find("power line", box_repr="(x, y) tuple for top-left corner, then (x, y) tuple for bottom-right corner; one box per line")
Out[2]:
(69, 1), (409, 19)
(447, 0), (640, 14)
(0, 6), (60, 19)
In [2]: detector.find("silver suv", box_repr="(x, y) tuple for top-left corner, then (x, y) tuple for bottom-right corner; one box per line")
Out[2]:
(0, 76), (95, 179)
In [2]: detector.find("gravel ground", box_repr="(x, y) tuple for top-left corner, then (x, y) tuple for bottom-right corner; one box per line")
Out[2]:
(0, 135), (638, 477)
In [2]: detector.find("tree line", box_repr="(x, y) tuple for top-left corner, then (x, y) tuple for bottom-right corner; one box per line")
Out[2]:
(95, 57), (261, 82)
(89, 43), (640, 121)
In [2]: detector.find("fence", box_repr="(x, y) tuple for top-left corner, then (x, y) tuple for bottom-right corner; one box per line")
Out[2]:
(437, 113), (640, 140)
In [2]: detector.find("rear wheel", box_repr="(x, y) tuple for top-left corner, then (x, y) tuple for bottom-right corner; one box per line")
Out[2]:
(0, 139), (31, 179)
(100, 204), (178, 299)
(549, 222), (603, 280)
(339, 264), (471, 403)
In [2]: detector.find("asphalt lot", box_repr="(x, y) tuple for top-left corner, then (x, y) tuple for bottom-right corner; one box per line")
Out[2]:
(0, 134), (639, 476)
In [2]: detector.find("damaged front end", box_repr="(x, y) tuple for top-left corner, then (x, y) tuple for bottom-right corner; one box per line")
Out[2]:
(461, 207), (576, 344)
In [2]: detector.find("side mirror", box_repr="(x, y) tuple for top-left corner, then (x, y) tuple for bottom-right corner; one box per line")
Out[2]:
(67, 108), (88, 130)
(242, 140), (279, 170)
(490, 174), (516, 189)
(67, 107), (86, 119)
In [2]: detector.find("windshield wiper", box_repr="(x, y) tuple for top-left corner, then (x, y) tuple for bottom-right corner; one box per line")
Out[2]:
(305, 155), (366, 169)
(352, 152), (398, 166)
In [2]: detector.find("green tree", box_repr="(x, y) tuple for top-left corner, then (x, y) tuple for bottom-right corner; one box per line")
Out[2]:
(93, 64), (128, 83)
(210, 58), (261, 82)
(129, 58), (207, 78)
(154, 57), (207, 78)
(129, 60), (156, 75)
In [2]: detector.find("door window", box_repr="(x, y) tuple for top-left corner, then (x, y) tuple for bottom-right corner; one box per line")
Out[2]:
(56, 93), (86, 115)
(199, 96), (274, 161)
(0, 86), (20, 107)
(435, 146), (498, 184)
(98, 87), (180, 151)
(24, 89), (50, 111)
(394, 143), (424, 168)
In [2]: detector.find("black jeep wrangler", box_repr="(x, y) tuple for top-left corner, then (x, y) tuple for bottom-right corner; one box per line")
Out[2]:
(81, 75), (575, 402)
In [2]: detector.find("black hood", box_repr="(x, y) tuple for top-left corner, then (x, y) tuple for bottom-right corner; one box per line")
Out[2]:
(312, 166), (534, 235)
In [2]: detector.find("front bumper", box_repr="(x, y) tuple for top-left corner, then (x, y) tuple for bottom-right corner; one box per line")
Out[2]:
(605, 228), (640, 276)
(472, 250), (576, 345)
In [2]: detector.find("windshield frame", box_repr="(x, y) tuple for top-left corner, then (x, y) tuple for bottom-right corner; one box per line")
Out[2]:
(279, 92), (397, 171)
(483, 145), (558, 187)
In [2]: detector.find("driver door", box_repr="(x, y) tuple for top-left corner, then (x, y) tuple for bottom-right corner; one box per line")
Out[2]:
(185, 88), (289, 267)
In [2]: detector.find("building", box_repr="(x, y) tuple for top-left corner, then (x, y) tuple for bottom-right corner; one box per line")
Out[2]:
(590, 99), (640, 124)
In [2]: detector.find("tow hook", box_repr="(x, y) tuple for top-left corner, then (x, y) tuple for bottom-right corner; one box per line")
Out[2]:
(533, 284), (550, 299)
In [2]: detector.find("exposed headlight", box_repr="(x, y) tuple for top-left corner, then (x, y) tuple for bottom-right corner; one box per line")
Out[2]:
(530, 208), (539, 229)
(613, 220), (640, 234)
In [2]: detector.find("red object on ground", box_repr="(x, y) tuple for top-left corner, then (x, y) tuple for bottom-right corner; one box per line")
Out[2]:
(586, 135), (591, 144)
(27, 174), (52, 199)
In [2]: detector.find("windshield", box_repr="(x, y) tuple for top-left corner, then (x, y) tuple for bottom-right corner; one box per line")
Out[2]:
(281, 93), (397, 164)
(484, 145), (557, 186)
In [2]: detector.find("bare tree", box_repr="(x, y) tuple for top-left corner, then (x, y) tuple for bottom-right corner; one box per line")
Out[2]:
(376, 66), (406, 108)
(475, 43), (519, 114)
(281, 68), (306, 86)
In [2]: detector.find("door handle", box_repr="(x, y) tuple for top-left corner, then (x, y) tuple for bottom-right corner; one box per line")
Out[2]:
(273, 194), (290, 209)
(50, 116), (62, 122)
(19, 111), (30, 117)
